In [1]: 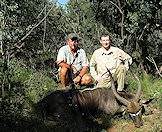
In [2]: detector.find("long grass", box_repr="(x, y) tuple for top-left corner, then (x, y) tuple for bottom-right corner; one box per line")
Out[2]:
(109, 72), (162, 131)
(9, 59), (58, 104)
(127, 72), (162, 109)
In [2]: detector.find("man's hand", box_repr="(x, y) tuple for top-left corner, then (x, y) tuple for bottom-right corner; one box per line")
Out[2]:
(71, 65), (78, 74)
(96, 75), (108, 83)
(73, 75), (82, 84)
(95, 76), (103, 83)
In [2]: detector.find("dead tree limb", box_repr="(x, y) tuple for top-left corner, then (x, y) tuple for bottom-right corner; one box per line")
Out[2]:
(110, 1), (124, 40)
(42, 4), (47, 52)
(14, 4), (56, 47)
(138, 24), (149, 40)
(146, 56), (162, 78)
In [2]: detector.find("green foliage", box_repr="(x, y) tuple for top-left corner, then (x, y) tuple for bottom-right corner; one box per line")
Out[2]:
(0, 58), (58, 123)
(0, 0), (162, 129)
(9, 59), (57, 104)
(10, 59), (32, 82)
(158, 82), (162, 110)
(90, 0), (162, 69)
(126, 73), (139, 92)
(141, 73), (162, 99)
(127, 72), (162, 111)
(127, 72), (162, 99)
(25, 71), (57, 104)
(159, 97), (162, 110)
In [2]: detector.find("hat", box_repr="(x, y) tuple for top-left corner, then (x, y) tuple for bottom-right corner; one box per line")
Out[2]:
(66, 33), (79, 40)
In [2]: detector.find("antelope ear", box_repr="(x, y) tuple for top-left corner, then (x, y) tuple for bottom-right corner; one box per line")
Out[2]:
(141, 98), (154, 115)
(142, 98), (154, 105)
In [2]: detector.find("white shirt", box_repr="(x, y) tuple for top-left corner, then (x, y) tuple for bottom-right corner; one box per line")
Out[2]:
(57, 45), (89, 72)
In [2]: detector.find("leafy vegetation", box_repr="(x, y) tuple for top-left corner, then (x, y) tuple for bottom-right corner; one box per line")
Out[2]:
(0, 0), (162, 131)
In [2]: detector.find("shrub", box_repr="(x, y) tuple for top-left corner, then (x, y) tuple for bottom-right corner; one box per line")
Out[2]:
(140, 73), (162, 99)
(25, 71), (58, 104)
(9, 59), (58, 103)
(127, 72), (162, 109)
(0, 59), (58, 120)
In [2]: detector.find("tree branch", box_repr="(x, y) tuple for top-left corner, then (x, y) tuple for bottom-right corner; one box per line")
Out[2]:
(110, 1), (123, 15)
(146, 56), (162, 78)
(42, 4), (47, 52)
(110, 0), (124, 40)
(14, 4), (55, 47)
(138, 24), (149, 40)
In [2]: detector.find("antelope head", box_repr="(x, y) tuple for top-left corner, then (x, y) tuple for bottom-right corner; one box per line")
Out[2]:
(107, 69), (143, 128)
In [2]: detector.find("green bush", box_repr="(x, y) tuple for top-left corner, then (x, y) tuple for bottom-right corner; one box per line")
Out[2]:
(159, 88), (162, 110)
(10, 59), (32, 83)
(25, 71), (58, 104)
(127, 72), (162, 109)
(0, 59), (58, 120)
(9, 59), (58, 103)
(141, 73), (162, 99)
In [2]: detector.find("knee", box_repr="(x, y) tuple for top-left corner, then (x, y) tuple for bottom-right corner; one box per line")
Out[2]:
(59, 67), (69, 77)
(117, 64), (126, 73)
(81, 74), (93, 85)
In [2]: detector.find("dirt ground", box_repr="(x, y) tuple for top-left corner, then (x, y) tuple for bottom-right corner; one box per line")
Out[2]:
(107, 108), (162, 132)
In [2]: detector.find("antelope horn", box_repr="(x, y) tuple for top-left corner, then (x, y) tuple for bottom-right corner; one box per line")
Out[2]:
(107, 69), (130, 106)
(133, 73), (141, 101)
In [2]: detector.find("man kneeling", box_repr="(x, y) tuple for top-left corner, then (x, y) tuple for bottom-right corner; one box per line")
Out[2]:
(90, 34), (132, 91)
(57, 33), (93, 89)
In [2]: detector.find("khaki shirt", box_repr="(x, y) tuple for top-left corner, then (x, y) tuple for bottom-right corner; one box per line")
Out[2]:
(57, 45), (89, 73)
(90, 46), (132, 81)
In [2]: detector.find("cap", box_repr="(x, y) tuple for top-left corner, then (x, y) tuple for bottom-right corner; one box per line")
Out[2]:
(66, 33), (79, 40)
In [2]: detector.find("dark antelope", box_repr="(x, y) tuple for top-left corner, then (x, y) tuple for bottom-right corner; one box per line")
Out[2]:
(38, 70), (150, 129)
(72, 70), (144, 128)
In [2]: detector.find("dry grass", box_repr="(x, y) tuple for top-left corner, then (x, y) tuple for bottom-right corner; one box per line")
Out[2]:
(106, 108), (162, 132)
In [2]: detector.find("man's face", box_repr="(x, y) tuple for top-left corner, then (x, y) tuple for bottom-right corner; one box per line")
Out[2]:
(67, 37), (79, 52)
(100, 36), (111, 50)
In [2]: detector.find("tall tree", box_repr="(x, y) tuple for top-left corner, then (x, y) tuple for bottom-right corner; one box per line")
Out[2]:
(90, 0), (162, 72)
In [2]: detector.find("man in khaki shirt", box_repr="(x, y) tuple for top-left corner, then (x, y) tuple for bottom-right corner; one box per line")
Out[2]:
(90, 34), (132, 91)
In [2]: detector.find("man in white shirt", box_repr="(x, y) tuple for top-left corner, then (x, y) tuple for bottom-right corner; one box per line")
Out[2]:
(57, 33), (92, 88)
(90, 34), (132, 91)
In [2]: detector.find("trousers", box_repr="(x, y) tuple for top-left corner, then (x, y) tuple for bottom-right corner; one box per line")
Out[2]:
(96, 64), (126, 91)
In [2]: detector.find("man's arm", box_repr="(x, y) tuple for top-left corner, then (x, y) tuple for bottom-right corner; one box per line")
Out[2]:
(90, 53), (98, 81)
(56, 46), (71, 69)
(73, 66), (88, 84)
(79, 66), (88, 77)
(57, 61), (70, 69)
(119, 49), (132, 70)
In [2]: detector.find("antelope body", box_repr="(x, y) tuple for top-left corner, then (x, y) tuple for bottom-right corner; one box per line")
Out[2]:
(38, 71), (145, 129)
(72, 86), (143, 128)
